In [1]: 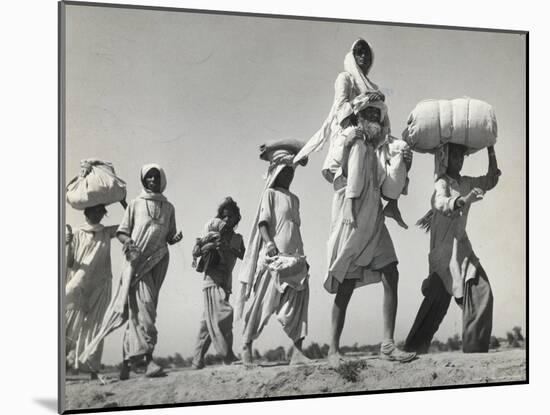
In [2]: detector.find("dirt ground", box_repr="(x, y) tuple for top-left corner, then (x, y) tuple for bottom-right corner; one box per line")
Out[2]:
(64, 349), (526, 411)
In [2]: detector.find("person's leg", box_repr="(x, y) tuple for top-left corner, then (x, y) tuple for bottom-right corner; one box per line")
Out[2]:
(192, 316), (211, 369)
(242, 269), (278, 366)
(242, 341), (254, 366)
(204, 286), (235, 362)
(383, 198), (408, 230)
(289, 337), (311, 365)
(404, 273), (452, 354)
(378, 262), (415, 362)
(380, 262), (399, 341)
(142, 258), (169, 377)
(119, 336), (132, 381)
(275, 283), (311, 365)
(462, 265), (493, 353)
(329, 279), (355, 357)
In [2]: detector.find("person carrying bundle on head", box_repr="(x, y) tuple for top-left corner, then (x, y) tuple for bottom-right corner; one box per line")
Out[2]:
(237, 140), (311, 367)
(401, 97), (501, 354)
(65, 205), (118, 381)
(65, 159), (127, 381)
(404, 143), (501, 354)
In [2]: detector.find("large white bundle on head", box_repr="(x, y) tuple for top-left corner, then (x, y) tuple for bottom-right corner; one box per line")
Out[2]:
(403, 97), (497, 154)
(66, 159), (127, 210)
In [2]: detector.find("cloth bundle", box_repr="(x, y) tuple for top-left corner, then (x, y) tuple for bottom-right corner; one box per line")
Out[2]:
(262, 253), (308, 292)
(402, 97), (497, 154)
(192, 218), (226, 272)
(66, 159), (127, 210)
(260, 139), (309, 165)
(381, 138), (409, 200)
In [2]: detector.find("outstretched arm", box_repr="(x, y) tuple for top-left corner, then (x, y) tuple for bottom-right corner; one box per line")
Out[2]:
(434, 177), (485, 213)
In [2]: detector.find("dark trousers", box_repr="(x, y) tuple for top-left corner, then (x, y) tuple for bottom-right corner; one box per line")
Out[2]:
(404, 266), (493, 354)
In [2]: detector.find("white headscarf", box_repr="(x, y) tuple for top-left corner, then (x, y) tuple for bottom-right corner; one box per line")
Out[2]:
(294, 38), (381, 164)
(343, 39), (379, 93)
(139, 163), (167, 201)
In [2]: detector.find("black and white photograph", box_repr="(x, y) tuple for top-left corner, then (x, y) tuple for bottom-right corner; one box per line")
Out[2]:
(58, 1), (527, 413)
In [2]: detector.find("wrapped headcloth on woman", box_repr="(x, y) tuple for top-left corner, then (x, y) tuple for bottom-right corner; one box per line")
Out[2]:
(139, 163), (168, 202)
(343, 38), (381, 95)
(293, 38), (383, 164)
(140, 163), (167, 193)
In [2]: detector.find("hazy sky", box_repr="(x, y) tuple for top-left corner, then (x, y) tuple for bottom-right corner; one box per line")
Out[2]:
(64, 4), (526, 364)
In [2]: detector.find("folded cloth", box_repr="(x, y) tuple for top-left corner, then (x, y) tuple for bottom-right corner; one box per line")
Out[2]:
(262, 253), (308, 292)
(260, 139), (308, 165)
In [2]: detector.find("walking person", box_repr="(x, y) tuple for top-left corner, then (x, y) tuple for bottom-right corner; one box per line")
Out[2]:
(65, 205), (118, 380)
(322, 96), (416, 366)
(191, 197), (245, 369)
(404, 144), (501, 354)
(238, 141), (311, 366)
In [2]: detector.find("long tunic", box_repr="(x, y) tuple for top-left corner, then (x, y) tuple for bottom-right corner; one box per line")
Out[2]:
(325, 138), (398, 294)
(428, 173), (494, 298)
(242, 188), (309, 343)
(65, 224), (116, 372)
(116, 196), (177, 359)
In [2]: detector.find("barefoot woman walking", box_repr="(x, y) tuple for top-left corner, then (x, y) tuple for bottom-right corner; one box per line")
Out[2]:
(238, 141), (311, 366)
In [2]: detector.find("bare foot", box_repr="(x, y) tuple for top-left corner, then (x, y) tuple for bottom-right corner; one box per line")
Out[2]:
(327, 352), (346, 368)
(383, 202), (408, 229)
(289, 349), (311, 366)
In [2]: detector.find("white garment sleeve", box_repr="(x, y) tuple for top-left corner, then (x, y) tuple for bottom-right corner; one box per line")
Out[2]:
(433, 178), (460, 215)
(345, 141), (367, 199)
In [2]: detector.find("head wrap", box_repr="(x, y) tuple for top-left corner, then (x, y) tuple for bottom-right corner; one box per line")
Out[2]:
(140, 163), (168, 201)
(352, 94), (388, 123)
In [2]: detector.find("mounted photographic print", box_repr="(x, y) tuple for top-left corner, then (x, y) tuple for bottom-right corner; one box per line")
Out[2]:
(58, 1), (528, 413)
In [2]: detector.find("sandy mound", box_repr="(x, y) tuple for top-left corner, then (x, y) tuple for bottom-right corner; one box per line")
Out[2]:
(64, 349), (526, 411)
